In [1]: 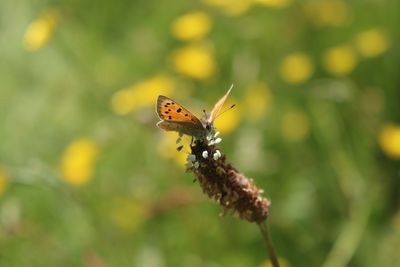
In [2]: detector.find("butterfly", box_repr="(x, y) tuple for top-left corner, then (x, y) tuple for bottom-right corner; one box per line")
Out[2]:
(156, 85), (233, 139)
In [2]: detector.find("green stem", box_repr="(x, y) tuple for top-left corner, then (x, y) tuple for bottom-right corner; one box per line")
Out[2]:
(259, 220), (280, 267)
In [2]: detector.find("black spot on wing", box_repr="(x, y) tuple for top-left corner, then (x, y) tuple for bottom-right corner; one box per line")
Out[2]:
(177, 108), (182, 113)
(168, 116), (172, 120)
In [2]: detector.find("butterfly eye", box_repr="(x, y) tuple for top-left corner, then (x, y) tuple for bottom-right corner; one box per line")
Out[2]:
(206, 124), (212, 131)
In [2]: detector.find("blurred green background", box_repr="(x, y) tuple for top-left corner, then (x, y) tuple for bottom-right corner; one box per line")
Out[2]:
(1, 0), (399, 266)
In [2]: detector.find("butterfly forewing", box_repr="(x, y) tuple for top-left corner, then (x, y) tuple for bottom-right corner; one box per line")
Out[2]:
(156, 95), (205, 137)
(208, 86), (233, 123)
(157, 96), (203, 124)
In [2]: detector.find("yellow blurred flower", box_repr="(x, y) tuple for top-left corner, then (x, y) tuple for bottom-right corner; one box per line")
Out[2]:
(244, 82), (272, 122)
(22, 8), (58, 52)
(355, 28), (390, 58)
(111, 74), (175, 115)
(171, 44), (217, 80)
(202, 0), (253, 16)
(280, 52), (314, 84)
(214, 98), (241, 133)
(171, 11), (212, 41)
(304, 0), (351, 27)
(110, 197), (149, 233)
(322, 45), (357, 76)
(60, 138), (100, 186)
(281, 110), (310, 142)
(0, 166), (9, 196)
(379, 124), (400, 159)
(255, 0), (292, 9)
(158, 132), (192, 167)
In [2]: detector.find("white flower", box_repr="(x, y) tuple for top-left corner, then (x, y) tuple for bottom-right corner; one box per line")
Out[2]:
(202, 150), (209, 158)
(213, 150), (221, 160)
(206, 134), (213, 141)
(214, 131), (220, 138)
(194, 161), (200, 169)
(214, 137), (222, 144)
(208, 140), (215, 146)
(187, 154), (196, 162)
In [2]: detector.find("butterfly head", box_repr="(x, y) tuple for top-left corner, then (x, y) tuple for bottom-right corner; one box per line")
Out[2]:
(201, 101), (236, 136)
(203, 120), (218, 142)
(201, 110), (216, 135)
(205, 122), (213, 132)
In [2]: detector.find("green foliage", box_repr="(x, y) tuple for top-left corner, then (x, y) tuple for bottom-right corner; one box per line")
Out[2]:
(0, 1), (399, 266)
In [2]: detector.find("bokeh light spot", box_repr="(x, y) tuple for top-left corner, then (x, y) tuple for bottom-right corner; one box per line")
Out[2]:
(255, 0), (292, 9)
(355, 28), (390, 58)
(280, 53), (314, 84)
(171, 44), (217, 80)
(111, 74), (175, 115)
(202, 0), (253, 16)
(379, 124), (400, 159)
(60, 138), (100, 186)
(244, 82), (273, 122)
(171, 11), (212, 40)
(304, 0), (351, 27)
(22, 8), (58, 51)
(323, 45), (357, 76)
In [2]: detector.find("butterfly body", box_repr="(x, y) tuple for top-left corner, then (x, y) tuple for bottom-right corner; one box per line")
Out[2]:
(156, 86), (232, 139)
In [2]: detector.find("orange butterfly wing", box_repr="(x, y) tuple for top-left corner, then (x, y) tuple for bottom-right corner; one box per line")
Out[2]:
(156, 95), (205, 137)
(207, 85), (233, 123)
(157, 95), (202, 124)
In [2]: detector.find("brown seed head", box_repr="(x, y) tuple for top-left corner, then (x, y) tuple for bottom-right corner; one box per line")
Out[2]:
(187, 139), (271, 223)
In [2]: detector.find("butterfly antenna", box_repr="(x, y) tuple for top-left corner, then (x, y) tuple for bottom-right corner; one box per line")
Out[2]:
(228, 83), (234, 92)
(215, 104), (236, 120)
